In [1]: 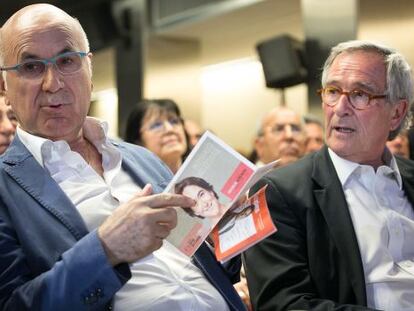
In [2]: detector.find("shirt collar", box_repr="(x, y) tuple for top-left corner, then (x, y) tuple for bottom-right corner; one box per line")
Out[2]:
(17, 117), (111, 168)
(328, 147), (403, 190)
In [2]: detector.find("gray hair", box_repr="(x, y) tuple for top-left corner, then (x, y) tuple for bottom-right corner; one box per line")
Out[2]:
(256, 106), (305, 137)
(321, 40), (413, 140)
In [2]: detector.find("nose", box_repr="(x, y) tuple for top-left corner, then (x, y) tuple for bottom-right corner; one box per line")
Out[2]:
(332, 93), (353, 116)
(163, 120), (174, 132)
(41, 64), (64, 92)
(284, 125), (293, 138)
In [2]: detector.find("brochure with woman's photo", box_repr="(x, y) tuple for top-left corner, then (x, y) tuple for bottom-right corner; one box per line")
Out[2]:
(163, 131), (277, 257)
(211, 185), (277, 262)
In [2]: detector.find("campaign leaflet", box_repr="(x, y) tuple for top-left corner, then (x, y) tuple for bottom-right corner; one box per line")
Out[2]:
(164, 131), (277, 258)
(211, 185), (277, 262)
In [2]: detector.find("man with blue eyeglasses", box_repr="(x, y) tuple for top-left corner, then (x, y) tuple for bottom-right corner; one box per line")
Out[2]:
(244, 40), (414, 310)
(0, 4), (245, 311)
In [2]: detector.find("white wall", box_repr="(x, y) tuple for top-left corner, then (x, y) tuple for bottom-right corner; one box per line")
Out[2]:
(90, 0), (414, 152)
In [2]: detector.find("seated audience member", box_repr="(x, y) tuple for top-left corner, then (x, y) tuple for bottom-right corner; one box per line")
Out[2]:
(0, 4), (246, 311)
(184, 119), (204, 148)
(386, 129), (410, 159)
(244, 40), (414, 310)
(303, 115), (324, 154)
(0, 94), (16, 154)
(254, 106), (305, 166)
(124, 99), (190, 173)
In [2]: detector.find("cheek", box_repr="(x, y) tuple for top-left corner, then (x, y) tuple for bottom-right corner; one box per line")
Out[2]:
(141, 133), (158, 149)
(193, 203), (203, 214)
(264, 136), (279, 148)
(177, 127), (187, 144)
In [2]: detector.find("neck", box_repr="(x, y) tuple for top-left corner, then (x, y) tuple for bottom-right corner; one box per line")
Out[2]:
(68, 135), (90, 156)
(163, 157), (182, 174)
(70, 136), (104, 177)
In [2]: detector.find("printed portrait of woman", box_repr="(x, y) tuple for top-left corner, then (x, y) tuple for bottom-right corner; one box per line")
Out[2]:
(174, 176), (226, 224)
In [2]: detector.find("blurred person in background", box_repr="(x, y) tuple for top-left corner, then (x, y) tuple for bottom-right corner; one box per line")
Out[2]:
(254, 106), (305, 167)
(184, 119), (204, 148)
(304, 115), (325, 154)
(235, 106), (305, 310)
(386, 129), (410, 159)
(0, 94), (17, 154)
(125, 99), (190, 173)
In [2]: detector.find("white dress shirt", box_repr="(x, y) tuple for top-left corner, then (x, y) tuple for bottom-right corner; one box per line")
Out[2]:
(17, 118), (229, 311)
(329, 148), (414, 311)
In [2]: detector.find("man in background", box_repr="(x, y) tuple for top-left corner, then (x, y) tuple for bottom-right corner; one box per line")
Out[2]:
(184, 119), (204, 148)
(254, 106), (305, 166)
(303, 115), (324, 154)
(386, 129), (410, 159)
(0, 94), (16, 154)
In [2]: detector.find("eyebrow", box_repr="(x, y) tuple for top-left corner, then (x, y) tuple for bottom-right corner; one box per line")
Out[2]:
(197, 189), (205, 199)
(326, 80), (382, 93)
(19, 47), (74, 61)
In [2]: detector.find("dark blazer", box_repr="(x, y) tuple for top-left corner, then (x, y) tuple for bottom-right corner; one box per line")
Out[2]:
(0, 136), (245, 311)
(244, 146), (414, 311)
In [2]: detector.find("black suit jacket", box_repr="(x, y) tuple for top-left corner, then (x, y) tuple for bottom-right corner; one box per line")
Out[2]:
(244, 146), (414, 311)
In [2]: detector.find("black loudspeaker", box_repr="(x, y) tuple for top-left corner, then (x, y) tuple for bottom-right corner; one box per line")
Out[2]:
(256, 35), (307, 89)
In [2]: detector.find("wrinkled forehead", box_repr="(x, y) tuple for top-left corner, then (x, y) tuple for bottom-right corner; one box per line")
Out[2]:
(2, 6), (86, 61)
(265, 109), (302, 127)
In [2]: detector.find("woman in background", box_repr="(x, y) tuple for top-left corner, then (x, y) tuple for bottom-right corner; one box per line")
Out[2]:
(125, 99), (190, 173)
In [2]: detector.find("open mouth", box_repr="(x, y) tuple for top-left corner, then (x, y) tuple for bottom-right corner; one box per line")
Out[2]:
(333, 126), (355, 133)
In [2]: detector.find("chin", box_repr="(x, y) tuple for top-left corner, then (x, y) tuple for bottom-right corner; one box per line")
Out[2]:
(164, 146), (185, 156)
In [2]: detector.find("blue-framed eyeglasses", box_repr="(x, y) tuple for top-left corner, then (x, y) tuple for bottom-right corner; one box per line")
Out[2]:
(0, 51), (89, 79)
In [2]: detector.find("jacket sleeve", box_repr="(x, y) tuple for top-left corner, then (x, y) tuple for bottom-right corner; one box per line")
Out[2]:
(243, 177), (379, 311)
(0, 211), (130, 311)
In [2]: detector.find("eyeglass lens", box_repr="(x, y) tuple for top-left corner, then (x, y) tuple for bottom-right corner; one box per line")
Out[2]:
(270, 124), (302, 135)
(17, 52), (84, 79)
(147, 117), (182, 132)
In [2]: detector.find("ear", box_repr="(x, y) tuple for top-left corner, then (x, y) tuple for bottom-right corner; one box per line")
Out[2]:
(390, 99), (408, 131)
(254, 136), (264, 160)
(0, 74), (6, 93)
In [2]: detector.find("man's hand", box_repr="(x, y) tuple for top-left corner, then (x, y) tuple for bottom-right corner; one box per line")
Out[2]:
(98, 184), (194, 266)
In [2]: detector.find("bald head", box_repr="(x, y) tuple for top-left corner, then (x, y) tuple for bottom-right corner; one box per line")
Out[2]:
(0, 4), (89, 67)
(255, 107), (305, 166)
(0, 3), (93, 143)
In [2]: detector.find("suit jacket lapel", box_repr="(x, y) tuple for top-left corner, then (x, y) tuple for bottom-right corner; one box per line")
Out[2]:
(312, 147), (367, 304)
(3, 137), (89, 240)
(117, 143), (170, 193)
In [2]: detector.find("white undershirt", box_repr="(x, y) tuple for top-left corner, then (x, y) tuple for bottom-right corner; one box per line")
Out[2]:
(17, 118), (229, 311)
(329, 148), (414, 311)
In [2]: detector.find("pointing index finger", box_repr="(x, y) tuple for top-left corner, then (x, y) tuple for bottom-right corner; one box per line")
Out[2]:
(145, 193), (195, 209)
